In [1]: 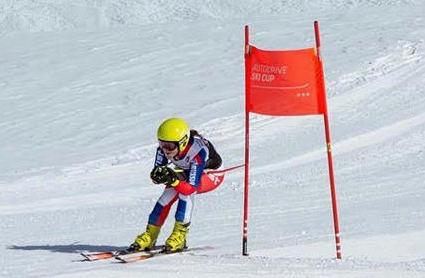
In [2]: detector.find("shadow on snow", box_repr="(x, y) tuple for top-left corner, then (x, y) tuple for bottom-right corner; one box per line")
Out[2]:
(7, 243), (127, 253)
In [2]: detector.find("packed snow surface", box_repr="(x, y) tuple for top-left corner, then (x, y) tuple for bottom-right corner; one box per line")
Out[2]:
(1, 1), (425, 277)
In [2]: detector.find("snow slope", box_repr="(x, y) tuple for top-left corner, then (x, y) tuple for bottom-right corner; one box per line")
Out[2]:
(0, 0), (416, 34)
(1, 1), (425, 277)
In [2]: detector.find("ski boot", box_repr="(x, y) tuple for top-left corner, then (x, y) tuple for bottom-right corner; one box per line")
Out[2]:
(128, 224), (161, 252)
(164, 221), (189, 253)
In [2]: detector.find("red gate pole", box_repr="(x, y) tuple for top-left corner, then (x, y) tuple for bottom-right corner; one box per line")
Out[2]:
(314, 21), (342, 260)
(242, 25), (251, 256)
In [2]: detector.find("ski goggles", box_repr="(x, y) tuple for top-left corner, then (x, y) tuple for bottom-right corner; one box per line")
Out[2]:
(159, 140), (178, 151)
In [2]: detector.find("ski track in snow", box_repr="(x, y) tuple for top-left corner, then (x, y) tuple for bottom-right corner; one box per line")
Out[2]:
(1, 1), (425, 278)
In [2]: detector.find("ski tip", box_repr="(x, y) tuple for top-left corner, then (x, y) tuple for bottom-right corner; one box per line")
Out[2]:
(114, 256), (126, 263)
(80, 251), (116, 261)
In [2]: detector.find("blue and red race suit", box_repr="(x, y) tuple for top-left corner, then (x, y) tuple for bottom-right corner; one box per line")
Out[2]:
(148, 133), (222, 226)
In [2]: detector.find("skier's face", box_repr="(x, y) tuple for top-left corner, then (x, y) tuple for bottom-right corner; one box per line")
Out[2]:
(163, 148), (178, 159)
(159, 141), (179, 158)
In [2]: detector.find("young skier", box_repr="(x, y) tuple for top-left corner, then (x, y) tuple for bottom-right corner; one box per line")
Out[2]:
(128, 118), (222, 253)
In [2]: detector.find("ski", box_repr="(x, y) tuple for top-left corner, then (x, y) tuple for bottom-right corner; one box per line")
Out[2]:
(115, 246), (213, 263)
(80, 251), (118, 261)
(114, 250), (160, 263)
(80, 245), (165, 261)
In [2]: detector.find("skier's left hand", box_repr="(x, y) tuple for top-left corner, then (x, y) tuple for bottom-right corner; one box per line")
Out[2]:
(150, 166), (178, 187)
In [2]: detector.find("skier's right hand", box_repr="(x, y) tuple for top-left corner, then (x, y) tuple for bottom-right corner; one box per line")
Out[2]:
(150, 166), (167, 184)
(150, 166), (178, 186)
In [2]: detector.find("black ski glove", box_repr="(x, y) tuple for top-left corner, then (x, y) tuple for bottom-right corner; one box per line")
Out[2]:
(150, 166), (178, 187)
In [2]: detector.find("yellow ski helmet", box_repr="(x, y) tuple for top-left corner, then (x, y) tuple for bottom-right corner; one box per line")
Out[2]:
(157, 118), (190, 152)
